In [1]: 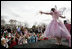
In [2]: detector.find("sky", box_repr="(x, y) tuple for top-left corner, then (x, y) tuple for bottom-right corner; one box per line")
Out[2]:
(1, 1), (71, 28)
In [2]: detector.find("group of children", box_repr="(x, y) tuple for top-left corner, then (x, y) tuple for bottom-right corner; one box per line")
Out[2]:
(1, 25), (46, 48)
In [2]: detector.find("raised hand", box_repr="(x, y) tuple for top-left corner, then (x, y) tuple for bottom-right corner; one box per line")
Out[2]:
(39, 11), (43, 14)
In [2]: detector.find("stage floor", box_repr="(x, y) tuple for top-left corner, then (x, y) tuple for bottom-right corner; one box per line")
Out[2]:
(13, 38), (70, 48)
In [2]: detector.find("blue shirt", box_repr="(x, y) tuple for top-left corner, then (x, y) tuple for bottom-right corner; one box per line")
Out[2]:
(17, 27), (20, 32)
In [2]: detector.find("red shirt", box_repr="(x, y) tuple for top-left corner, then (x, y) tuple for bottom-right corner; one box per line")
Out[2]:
(9, 41), (17, 48)
(65, 24), (71, 33)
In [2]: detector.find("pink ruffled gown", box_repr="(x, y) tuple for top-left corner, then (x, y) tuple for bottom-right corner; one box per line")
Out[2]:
(44, 10), (71, 47)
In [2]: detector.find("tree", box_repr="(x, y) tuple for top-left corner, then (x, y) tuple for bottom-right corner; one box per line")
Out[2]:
(9, 19), (14, 25)
(1, 16), (6, 25)
(13, 20), (17, 25)
(9, 19), (17, 25)
(1, 19), (5, 25)
(32, 25), (36, 29)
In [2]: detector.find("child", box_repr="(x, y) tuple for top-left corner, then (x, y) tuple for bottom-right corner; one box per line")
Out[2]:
(24, 28), (28, 35)
(23, 35), (27, 44)
(9, 37), (17, 48)
(39, 8), (71, 47)
(5, 36), (9, 43)
(1, 37), (8, 48)
(30, 33), (38, 43)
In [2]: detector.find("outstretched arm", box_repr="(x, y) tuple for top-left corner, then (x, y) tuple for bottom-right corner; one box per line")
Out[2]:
(59, 16), (65, 18)
(39, 11), (51, 15)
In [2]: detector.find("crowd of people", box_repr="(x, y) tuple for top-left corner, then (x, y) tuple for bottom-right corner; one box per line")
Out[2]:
(1, 25), (47, 48)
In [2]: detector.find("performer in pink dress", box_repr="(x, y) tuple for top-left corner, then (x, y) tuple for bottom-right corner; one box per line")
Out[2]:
(39, 8), (71, 47)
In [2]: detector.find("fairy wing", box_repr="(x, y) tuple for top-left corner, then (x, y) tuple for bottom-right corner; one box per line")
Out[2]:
(55, 5), (57, 10)
(58, 7), (66, 15)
